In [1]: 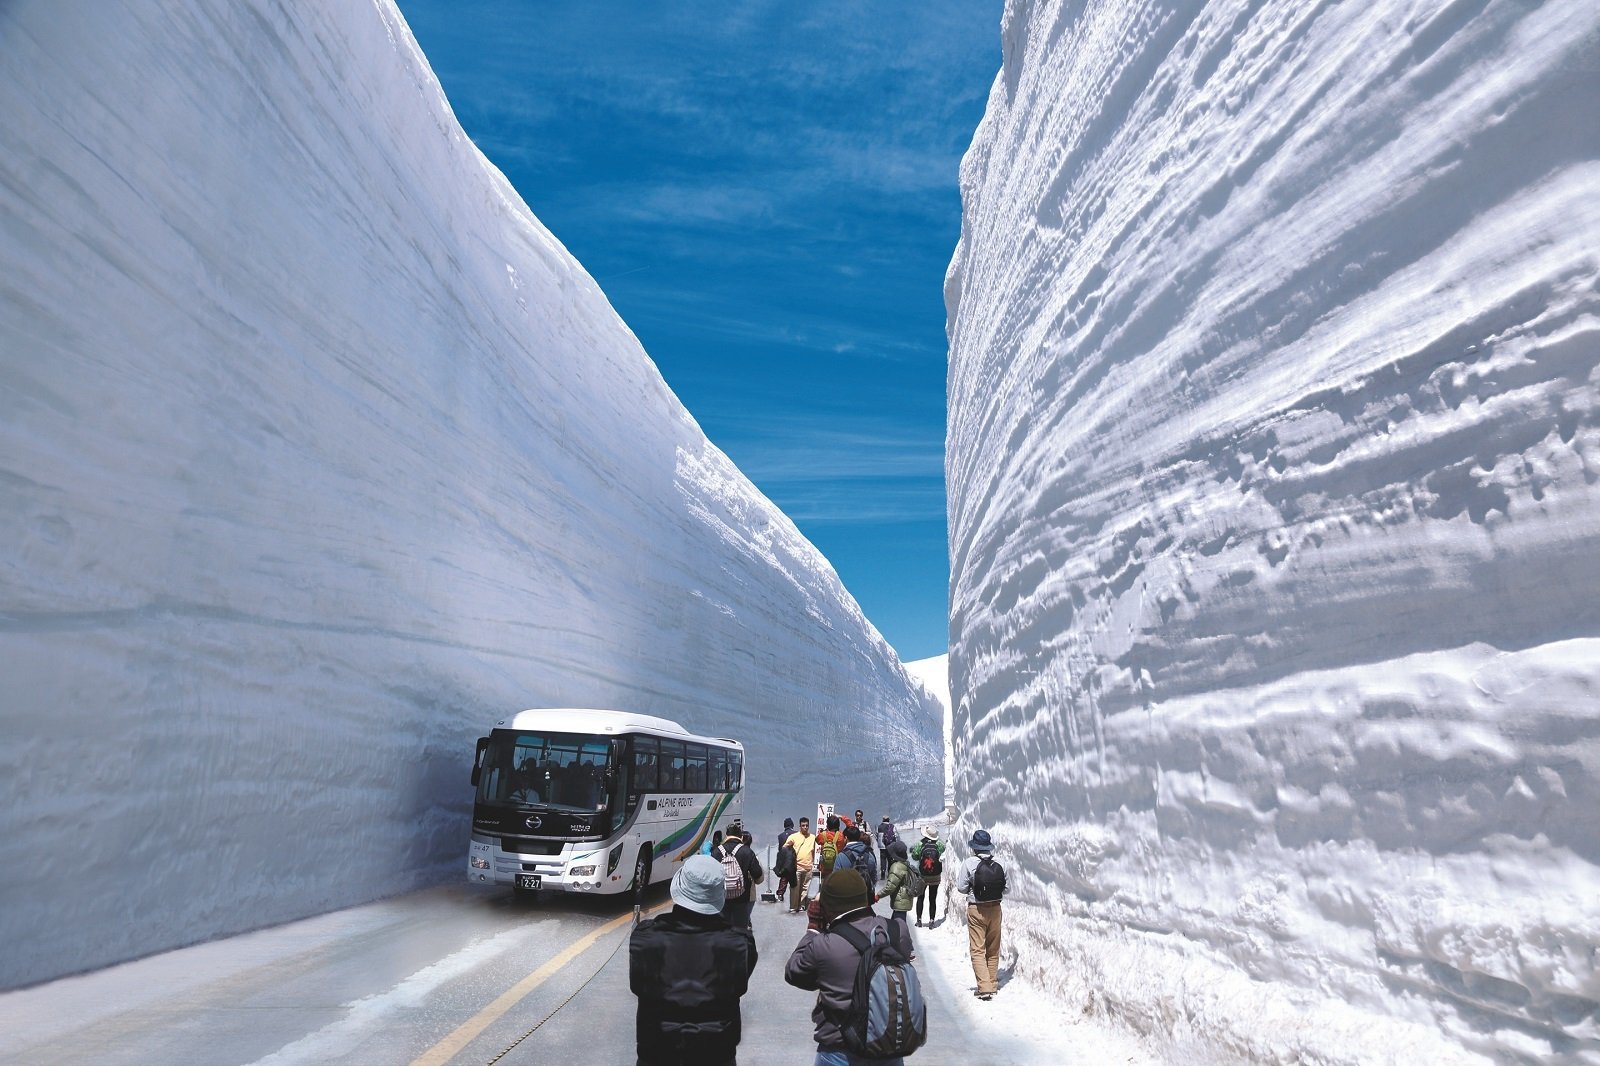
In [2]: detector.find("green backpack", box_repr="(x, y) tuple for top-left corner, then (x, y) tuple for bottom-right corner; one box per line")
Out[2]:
(818, 832), (840, 873)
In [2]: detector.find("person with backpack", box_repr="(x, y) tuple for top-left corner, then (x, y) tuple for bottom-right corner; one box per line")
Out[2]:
(815, 814), (846, 879)
(774, 818), (797, 901)
(912, 828), (946, 927)
(713, 822), (762, 929)
(835, 824), (878, 889)
(785, 868), (926, 1065)
(853, 809), (874, 866)
(630, 853), (759, 1065)
(955, 828), (1008, 1001)
(880, 839), (920, 935)
(877, 816), (897, 873)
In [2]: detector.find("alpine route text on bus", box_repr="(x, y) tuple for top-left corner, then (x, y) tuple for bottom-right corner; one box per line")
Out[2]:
(467, 708), (744, 898)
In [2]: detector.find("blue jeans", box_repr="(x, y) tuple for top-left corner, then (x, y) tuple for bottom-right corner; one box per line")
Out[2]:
(814, 1051), (903, 1066)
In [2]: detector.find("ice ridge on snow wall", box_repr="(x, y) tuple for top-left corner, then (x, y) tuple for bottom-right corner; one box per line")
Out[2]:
(0, 1), (940, 989)
(946, 0), (1599, 1061)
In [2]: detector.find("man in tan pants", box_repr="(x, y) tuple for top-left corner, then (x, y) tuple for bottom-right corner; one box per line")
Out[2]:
(955, 827), (1007, 999)
(784, 817), (816, 913)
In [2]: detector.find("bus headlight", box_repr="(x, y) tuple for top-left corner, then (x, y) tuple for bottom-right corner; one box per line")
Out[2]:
(470, 856), (491, 870)
(569, 864), (597, 877)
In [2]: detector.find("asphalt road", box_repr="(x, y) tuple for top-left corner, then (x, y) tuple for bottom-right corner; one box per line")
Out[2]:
(0, 875), (1041, 1066)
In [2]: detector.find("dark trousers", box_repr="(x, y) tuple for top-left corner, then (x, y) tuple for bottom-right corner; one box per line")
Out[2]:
(914, 881), (939, 922)
(722, 894), (755, 929)
(639, 1034), (736, 1066)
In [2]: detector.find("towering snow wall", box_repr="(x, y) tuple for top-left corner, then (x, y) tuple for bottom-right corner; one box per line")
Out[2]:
(947, 1), (1599, 1062)
(0, 1), (941, 989)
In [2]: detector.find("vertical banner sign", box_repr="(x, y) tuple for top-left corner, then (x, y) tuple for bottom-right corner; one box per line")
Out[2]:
(816, 802), (834, 828)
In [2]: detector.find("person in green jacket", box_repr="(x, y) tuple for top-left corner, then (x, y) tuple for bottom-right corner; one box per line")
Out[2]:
(881, 839), (918, 931)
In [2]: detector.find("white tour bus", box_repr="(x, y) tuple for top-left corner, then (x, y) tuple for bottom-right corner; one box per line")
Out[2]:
(467, 708), (745, 898)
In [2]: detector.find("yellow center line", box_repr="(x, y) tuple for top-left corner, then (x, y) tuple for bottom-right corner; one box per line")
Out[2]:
(410, 901), (671, 1066)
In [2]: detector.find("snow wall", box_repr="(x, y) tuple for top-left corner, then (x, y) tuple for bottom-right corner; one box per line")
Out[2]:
(0, 1), (941, 990)
(946, 1), (1599, 1062)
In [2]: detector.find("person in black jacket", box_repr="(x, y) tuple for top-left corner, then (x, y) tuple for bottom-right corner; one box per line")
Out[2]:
(774, 818), (797, 902)
(714, 823), (763, 929)
(629, 854), (759, 1066)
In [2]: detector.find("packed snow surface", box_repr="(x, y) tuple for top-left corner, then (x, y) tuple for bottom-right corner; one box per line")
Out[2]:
(0, 0), (939, 989)
(946, 0), (1600, 1062)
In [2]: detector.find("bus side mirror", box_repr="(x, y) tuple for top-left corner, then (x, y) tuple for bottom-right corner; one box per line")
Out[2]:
(471, 737), (489, 787)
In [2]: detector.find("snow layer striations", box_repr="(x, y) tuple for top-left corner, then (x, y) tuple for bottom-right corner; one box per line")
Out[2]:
(905, 654), (955, 806)
(946, 1), (1599, 1062)
(0, 1), (940, 989)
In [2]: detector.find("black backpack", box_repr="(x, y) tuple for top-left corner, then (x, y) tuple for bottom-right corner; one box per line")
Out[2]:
(918, 841), (942, 877)
(830, 920), (927, 1058)
(972, 856), (1006, 902)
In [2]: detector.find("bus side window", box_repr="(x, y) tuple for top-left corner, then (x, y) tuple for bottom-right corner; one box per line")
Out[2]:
(633, 736), (659, 792)
(709, 748), (727, 793)
(659, 739), (685, 792)
(684, 744), (707, 792)
(729, 751), (743, 792)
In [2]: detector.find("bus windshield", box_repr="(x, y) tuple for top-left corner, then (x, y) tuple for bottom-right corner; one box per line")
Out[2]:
(476, 730), (617, 813)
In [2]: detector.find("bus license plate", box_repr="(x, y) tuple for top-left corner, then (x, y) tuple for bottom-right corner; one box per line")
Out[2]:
(516, 874), (541, 890)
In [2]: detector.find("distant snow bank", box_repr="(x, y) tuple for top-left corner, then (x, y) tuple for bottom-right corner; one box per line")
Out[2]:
(0, 1), (939, 989)
(946, 0), (1600, 1062)
(905, 654), (954, 806)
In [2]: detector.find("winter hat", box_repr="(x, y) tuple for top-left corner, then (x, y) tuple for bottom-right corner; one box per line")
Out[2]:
(671, 854), (727, 915)
(784, 817), (795, 831)
(820, 868), (870, 923)
(969, 829), (993, 852)
(887, 839), (910, 864)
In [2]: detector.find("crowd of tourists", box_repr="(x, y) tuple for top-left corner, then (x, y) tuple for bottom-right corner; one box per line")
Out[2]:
(628, 807), (1010, 1066)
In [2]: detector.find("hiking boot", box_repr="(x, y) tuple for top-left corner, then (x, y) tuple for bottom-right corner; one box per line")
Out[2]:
(915, 919), (923, 927)
(979, 992), (994, 1001)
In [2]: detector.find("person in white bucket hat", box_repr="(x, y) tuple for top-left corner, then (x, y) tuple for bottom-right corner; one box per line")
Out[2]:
(913, 825), (946, 927)
(629, 854), (758, 1064)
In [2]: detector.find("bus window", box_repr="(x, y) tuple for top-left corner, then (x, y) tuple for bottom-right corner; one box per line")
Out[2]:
(729, 750), (743, 792)
(683, 744), (707, 792)
(476, 729), (620, 812)
(659, 739), (685, 792)
(709, 748), (727, 793)
(570, 741), (609, 809)
(632, 736), (659, 792)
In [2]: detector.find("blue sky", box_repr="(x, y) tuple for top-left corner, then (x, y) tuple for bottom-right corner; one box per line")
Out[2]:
(395, 2), (1001, 661)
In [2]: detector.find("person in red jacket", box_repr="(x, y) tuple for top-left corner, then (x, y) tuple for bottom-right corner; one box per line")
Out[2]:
(814, 814), (847, 878)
